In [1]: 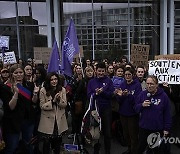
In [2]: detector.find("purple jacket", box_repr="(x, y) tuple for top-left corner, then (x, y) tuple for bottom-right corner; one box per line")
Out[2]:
(87, 76), (114, 113)
(111, 76), (124, 89)
(134, 88), (171, 131)
(116, 79), (142, 116)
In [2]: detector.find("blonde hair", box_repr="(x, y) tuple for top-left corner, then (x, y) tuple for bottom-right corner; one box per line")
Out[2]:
(9, 64), (24, 83)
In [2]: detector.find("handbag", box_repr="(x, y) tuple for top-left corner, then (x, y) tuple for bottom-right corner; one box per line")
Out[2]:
(0, 128), (5, 151)
(81, 95), (101, 143)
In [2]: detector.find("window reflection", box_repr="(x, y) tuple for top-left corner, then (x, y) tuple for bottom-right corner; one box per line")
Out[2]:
(63, 1), (160, 60)
(0, 1), (16, 20)
(0, 0), (162, 60)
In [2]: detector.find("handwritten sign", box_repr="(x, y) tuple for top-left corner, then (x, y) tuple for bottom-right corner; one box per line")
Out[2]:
(34, 47), (51, 64)
(0, 51), (17, 64)
(149, 60), (180, 84)
(131, 44), (150, 67)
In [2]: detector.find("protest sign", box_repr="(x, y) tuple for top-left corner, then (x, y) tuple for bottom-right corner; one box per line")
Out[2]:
(74, 45), (84, 58)
(0, 51), (16, 64)
(155, 54), (180, 60)
(149, 60), (180, 84)
(131, 44), (150, 67)
(34, 47), (51, 64)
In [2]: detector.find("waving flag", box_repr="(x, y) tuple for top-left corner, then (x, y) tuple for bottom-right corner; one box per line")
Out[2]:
(61, 18), (80, 77)
(47, 39), (61, 73)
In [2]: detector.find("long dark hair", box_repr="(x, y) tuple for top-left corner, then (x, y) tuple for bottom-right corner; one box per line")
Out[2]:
(44, 72), (62, 97)
(35, 66), (47, 86)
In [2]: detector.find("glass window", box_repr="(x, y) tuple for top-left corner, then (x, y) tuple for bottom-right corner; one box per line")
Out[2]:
(17, 2), (47, 25)
(62, 1), (160, 60)
(130, 2), (160, 25)
(0, 1), (16, 22)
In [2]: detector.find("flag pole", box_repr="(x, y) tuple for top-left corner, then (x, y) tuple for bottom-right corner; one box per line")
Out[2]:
(92, 0), (95, 60)
(1, 47), (5, 65)
(78, 51), (84, 78)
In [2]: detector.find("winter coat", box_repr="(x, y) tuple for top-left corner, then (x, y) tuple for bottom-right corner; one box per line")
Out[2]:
(38, 87), (68, 135)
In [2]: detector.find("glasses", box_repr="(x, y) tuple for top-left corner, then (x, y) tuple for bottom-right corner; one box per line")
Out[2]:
(146, 83), (155, 86)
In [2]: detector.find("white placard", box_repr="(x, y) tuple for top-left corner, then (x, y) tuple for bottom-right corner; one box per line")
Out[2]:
(0, 51), (17, 64)
(0, 36), (9, 50)
(149, 60), (180, 84)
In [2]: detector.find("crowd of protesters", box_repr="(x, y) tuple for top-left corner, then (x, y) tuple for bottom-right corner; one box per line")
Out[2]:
(0, 55), (179, 154)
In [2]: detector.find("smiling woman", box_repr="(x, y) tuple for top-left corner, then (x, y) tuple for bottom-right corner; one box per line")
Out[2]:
(0, 64), (39, 154)
(38, 72), (68, 154)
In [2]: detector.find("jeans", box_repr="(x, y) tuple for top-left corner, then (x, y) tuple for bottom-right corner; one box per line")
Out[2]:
(4, 133), (20, 154)
(4, 120), (34, 154)
(21, 120), (34, 154)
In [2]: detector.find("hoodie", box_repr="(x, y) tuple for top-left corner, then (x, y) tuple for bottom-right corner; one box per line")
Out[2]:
(111, 76), (124, 89)
(134, 88), (171, 131)
(87, 76), (114, 114)
(116, 79), (142, 116)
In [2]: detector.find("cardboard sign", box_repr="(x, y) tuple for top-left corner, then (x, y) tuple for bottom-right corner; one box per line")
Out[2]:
(149, 60), (180, 84)
(131, 44), (150, 67)
(34, 47), (52, 64)
(0, 51), (17, 64)
(74, 45), (84, 58)
(155, 54), (180, 60)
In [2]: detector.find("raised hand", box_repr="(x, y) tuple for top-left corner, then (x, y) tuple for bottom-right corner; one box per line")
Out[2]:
(142, 100), (151, 107)
(33, 84), (40, 94)
(123, 89), (129, 96)
(95, 88), (103, 95)
(114, 88), (123, 96)
(13, 83), (19, 93)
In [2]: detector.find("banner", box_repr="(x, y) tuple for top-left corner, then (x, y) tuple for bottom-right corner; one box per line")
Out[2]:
(131, 44), (150, 67)
(149, 60), (180, 84)
(0, 51), (16, 64)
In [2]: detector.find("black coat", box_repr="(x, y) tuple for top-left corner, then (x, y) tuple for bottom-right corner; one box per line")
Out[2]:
(0, 81), (34, 134)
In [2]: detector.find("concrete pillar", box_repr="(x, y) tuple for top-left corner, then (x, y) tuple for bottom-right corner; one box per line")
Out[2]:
(169, 0), (174, 54)
(46, 0), (52, 47)
(160, 0), (168, 55)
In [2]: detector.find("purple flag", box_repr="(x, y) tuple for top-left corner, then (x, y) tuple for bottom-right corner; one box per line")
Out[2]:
(47, 39), (61, 73)
(61, 19), (80, 77)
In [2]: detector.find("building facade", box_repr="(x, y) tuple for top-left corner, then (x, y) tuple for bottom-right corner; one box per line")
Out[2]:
(0, 0), (179, 61)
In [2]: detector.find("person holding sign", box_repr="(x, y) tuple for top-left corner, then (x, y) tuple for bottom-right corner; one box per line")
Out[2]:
(134, 75), (171, 154)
